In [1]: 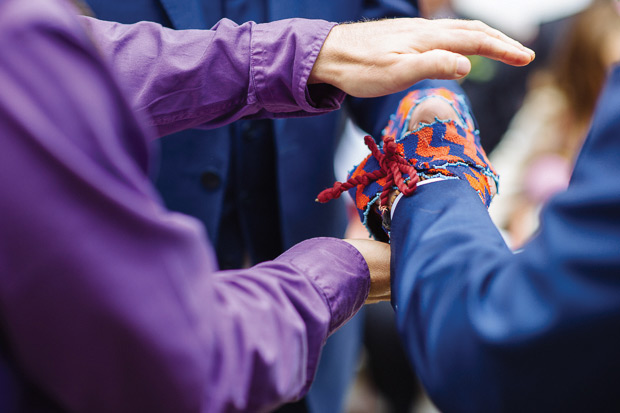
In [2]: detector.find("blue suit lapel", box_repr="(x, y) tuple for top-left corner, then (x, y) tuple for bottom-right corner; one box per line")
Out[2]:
(157, 0), (208, 29)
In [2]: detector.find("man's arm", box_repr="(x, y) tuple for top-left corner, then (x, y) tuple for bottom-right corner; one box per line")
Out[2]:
(389, 67), (620, 412)
(0, 1), (373, 411)
(80, 16), (346, 137)
(80, 13), (534, 138)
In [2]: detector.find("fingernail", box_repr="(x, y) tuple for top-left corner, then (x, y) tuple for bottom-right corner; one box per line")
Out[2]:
(457, 57), (470, 76)
(525, 47), (535, 56)
(526, 48), (536, 61)
(518, 50), (535, 63)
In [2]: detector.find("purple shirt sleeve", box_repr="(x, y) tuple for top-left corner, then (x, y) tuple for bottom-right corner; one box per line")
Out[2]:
(0, 0), (367, 411)
(78, 16), (346, 137)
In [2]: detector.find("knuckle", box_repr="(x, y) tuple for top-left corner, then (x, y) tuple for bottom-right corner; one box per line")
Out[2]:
(465, 30), (486, 50)
(435, 57), (452, 76)
(471, 19), (487, 31)
(471, 31), (490, 50)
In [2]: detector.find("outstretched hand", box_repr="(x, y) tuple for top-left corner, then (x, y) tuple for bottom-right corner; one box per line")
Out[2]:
(309, 18), (535, 97)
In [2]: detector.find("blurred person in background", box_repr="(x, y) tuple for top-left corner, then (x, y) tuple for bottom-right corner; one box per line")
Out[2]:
(444, 0), (592, 153)
(490, 0), (620, 247)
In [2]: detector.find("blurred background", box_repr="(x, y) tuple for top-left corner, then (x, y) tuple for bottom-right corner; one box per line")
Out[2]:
(338, 0), (620, 411)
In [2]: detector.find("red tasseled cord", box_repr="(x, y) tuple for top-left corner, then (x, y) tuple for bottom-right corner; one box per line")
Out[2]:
(316, 134), (419, 208)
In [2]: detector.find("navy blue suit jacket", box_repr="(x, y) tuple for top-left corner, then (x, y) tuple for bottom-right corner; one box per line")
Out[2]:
(390, 65), (620, 412)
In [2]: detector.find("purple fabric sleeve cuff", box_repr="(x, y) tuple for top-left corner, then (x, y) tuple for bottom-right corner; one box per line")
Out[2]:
(81, 16), (345, 136)
(251, 19), (345, 115)
(275, 238), (370, 334)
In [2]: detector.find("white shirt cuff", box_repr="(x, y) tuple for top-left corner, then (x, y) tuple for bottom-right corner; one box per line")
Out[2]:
(390, 177), (447, 219)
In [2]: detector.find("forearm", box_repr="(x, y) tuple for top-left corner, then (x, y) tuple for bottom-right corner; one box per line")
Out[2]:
(390, 180), (513, 412)
(191, 238), (371, 411)
(391, 179), (620, 412)
(79, 16), (345, 137)
(4, 223), (369, 411)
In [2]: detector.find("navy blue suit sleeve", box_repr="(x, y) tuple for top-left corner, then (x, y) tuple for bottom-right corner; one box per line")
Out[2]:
(390, 66), (620, 412)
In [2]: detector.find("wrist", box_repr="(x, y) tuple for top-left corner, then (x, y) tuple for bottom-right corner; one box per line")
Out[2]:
(309, 24), (344, 86)
(344, 239), (391, 304)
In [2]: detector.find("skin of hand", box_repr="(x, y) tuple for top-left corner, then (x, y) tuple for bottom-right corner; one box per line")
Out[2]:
(309, 18), (535, 98)
(344, 239), (391, 304)
(407, 95), (460, 130)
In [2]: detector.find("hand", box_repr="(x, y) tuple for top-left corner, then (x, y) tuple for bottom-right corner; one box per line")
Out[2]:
(309, 18), (535, 97)
(344, 239), (390, 304)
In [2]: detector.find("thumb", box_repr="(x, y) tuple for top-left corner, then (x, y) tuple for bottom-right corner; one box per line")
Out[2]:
(404, 50), (471, 81)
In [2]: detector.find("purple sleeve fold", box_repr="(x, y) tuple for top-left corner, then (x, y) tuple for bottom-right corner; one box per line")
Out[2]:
(79, 16), (346, 137)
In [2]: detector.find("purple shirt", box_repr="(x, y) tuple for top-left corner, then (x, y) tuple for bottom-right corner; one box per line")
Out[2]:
(0, 0), (369, 411)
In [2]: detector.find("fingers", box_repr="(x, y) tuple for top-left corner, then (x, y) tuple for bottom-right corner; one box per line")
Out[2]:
(309, 16), (535, 98)
(439, 18), (533, 54)
(461, 30), (533, 66)
(400, 50), (471, 83)
(429, 19), (535, 66)
(438, 30), (533, 66)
